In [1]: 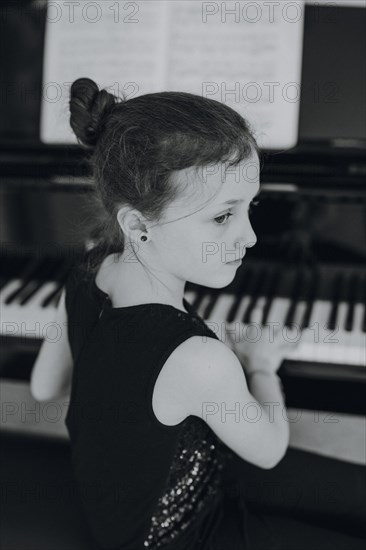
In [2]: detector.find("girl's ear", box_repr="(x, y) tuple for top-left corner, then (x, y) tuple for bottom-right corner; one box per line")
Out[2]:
(116, 206), (129, 234)
(116, 207), (148, 243)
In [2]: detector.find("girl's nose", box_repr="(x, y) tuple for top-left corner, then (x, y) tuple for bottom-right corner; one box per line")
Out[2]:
(246, 234), (257, 248)
(242, 222), (257, 249)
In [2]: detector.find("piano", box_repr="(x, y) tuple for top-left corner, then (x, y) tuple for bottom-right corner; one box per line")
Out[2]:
(1, 6), (365, 550)
(1, 1), (365, 441)
(1, 141), (365, 430)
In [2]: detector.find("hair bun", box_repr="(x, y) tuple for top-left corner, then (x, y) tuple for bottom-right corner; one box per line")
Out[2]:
(69, 77), (117, 147)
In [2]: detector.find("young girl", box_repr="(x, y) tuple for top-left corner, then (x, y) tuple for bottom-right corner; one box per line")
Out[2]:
(31, 78), (365, 550)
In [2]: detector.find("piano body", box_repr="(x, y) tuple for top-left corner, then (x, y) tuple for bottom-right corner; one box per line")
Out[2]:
(0, 1), (365, 434)
(0, 141), (365, 438)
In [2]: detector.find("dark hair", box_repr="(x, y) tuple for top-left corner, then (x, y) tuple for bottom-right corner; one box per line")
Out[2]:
(69, 77), (261, 277)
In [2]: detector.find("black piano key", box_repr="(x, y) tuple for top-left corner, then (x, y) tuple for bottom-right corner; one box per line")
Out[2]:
(4, 256), (44, 304)
(202, 291), (219, 320)
(284, 269), (305, 328)
(19, 260), (59, 305)
(261, 267), (281, 326)
(284, 302), (297, 329)
(47, 286), (66, 308)
(226, 295), (241, 324)
(242, 266), (269, 324)
(256, 266), (274, 324)
(49, 287), (64, 308)
(344, 273), (359, 332)
(327, 272), (345, 331)
(42, 263), (73, 308)
(355, 273), (365, 302)
(362, 276), (366, 333)
(191, 289), (206, 312)
(227, 268), (253, 323)
(301, 268), (319, 329)
(42, 286), (60, 308)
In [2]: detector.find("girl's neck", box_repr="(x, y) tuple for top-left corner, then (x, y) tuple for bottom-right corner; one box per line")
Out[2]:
(96, 253), (188, 313)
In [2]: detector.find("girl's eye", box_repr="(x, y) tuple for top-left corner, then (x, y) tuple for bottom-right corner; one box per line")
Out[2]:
(248, 199), (260, 215)
(214, 199), (260, 225)
(214, 212), (233, 225)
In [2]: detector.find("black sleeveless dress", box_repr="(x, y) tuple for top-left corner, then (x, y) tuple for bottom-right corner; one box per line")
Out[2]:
(63, 258), (249, 550)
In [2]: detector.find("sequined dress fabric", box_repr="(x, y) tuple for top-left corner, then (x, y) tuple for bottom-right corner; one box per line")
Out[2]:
(143, 415), (227, 548)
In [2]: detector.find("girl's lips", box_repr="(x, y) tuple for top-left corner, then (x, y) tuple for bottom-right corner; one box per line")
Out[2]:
(226, 254), (245, 264)
(226, 258), (243, 264)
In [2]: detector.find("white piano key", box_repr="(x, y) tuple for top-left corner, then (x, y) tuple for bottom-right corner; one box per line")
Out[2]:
(248, 296), (266, 324)
(330, 302), (349, 363)
(336, 302), (348, 332)
(265, 297), (291, 328)
(306, 300), (332, 363)
(289, 326), (366, 367)
(352, 303), (364, 333)
(340, 301), (362, 366)
(293, 300), (307, 330)
(232, 295), (252, 324)
(203, 294), (237, 342)
(349, 303), (366, 366)
(184, 290), (197, 308)
(309, 299), (332, 329)
(0, 278), (23, 304)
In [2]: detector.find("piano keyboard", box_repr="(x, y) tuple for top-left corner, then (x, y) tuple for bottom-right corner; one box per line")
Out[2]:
(183, 262), (365, 369)
(0, 256), (69, 340)
(0, 259), (365, 369)
(0, 257), (365, 429)
(184, 292), (365, 368)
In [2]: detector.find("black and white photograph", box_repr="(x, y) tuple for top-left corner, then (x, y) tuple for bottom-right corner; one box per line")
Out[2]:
(0, 1), (365, 549)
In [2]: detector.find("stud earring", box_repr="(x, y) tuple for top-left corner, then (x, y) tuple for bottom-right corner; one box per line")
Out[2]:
(140, 234), (147, 242)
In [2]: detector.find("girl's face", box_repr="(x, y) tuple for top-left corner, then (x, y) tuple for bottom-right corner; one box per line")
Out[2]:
(149, 150), (260, 289)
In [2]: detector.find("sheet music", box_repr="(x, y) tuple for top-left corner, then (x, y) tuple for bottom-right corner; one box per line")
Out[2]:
(41, 1), (305, 149)
(164, 1), (304, 150)
(41, 1), (167, 143)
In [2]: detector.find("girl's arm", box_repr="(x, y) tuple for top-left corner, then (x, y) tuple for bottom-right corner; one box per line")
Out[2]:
(30, 288), (73, 402)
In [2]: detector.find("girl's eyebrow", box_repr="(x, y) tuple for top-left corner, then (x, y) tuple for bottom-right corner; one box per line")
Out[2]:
(213, 189), (261, 208)
(216, 198), (245, 207)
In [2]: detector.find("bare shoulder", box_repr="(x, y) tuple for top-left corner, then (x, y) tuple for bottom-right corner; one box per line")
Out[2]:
(153, 336), (243, 424)
(172, 336), (246, 411)
(171, 335), (238, 382)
